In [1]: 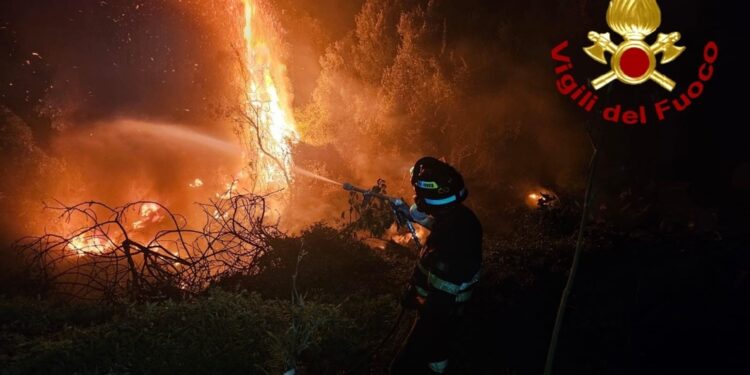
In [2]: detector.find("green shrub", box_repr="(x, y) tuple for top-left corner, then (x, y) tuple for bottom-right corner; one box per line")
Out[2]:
(0, 289), (391, 374)
(233, 224), (401, 300)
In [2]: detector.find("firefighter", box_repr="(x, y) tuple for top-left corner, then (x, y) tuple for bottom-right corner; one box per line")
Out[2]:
(390, 157), (483, 374)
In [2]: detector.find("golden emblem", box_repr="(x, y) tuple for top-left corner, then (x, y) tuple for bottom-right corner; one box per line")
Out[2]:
(584, 0), (685, 91)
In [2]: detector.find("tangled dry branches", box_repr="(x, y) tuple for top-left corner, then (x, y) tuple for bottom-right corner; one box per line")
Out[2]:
(15, 192), (282, 302)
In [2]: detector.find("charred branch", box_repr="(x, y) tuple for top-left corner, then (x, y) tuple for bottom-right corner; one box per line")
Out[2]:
(14, 192), (282, 303)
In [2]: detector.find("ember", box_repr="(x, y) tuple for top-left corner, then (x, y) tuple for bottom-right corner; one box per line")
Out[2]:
(526, 189), (559, 208)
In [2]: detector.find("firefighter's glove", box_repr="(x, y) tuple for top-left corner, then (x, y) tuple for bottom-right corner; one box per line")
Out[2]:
(392, 199), (411, 227)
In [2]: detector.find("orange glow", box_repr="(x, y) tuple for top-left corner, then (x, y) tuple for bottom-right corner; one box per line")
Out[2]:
(67, 232), (115, 257)
(132, 202), (163, 230)
(390, 223), (430, 248)
(526, 192), (542, 207)
(526, 188), (557, 208)
(48, 1), (302, 259)
(189, 178), (204, 188)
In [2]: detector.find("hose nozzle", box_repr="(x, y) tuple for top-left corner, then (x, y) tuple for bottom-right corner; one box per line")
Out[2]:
(342, 182), (372, 195)
(341, 181), (421, 248)
(345, 184), (397, 203)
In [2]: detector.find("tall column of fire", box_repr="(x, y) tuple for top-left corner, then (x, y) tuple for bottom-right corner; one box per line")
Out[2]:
(239, 0), (298, 196)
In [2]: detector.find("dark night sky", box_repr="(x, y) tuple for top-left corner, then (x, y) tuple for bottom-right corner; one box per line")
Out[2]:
(0, 0), (747, 232)
(524, 0), (748, 231)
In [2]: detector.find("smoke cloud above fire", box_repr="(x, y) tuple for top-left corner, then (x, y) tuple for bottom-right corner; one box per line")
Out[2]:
(0, 0), (593, 244)
(285, 0), (590, 225)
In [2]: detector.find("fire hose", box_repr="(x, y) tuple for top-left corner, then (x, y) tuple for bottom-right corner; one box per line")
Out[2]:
(288, 173), (423, 371)
(339, 182), (424, 373)
(344, 305), (407, 374)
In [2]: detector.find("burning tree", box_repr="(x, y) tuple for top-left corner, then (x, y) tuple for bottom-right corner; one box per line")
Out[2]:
(12, 0), (302, 304)
(235, 0), (298, 196)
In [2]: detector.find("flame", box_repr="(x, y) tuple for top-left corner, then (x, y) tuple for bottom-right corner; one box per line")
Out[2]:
(67, 232), (115, 257)
(61, 203), (164, 258)
(140, 202), (160, 217)
(389, 223), (430, 248)
(525, 189), (558, 209)
(240, 0), (298, 194)
(189, 178), (204, 188)
(606, 0), (661, 39)
(132, 202), (163, 230)
(526, 193), (541, 208)
(60, 203), (161, 258)
(59, 1), (299, 257)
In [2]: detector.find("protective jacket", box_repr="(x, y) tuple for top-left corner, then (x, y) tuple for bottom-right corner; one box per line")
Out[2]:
(410, 203), (482, 315)
(391, 203), (482, 374)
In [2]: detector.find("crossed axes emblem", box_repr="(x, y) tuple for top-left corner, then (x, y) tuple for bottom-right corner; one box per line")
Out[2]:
(585, 31), (685, 91)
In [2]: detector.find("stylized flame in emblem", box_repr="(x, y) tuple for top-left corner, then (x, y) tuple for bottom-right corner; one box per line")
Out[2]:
(584, 0), (685, 91)
(606, 0), (661, 40)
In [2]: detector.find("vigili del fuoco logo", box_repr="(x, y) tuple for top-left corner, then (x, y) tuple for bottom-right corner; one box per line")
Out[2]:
(551, 0), (719, 124)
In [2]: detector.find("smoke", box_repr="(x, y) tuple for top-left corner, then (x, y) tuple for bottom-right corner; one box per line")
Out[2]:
(0, 0), (251, 244)
(283, 0), (589, 225)
(0, 0), (592, 242)
(51, 118), (243, 207)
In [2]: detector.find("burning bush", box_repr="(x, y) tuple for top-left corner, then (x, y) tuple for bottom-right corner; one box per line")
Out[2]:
(15, 191), (281, 302)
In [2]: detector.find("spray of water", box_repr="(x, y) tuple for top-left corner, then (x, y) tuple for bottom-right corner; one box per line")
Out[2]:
(109, 120), (243, 155)
(293, 166), (342, 186)
(103, 121), (348, 194)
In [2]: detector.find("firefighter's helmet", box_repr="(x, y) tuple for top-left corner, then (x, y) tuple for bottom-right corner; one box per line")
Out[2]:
(410, 157), (467, 212)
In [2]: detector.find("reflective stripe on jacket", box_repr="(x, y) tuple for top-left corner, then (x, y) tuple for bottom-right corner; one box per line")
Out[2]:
(414, 260), (479, 303)
(409, 203), (482, 313)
